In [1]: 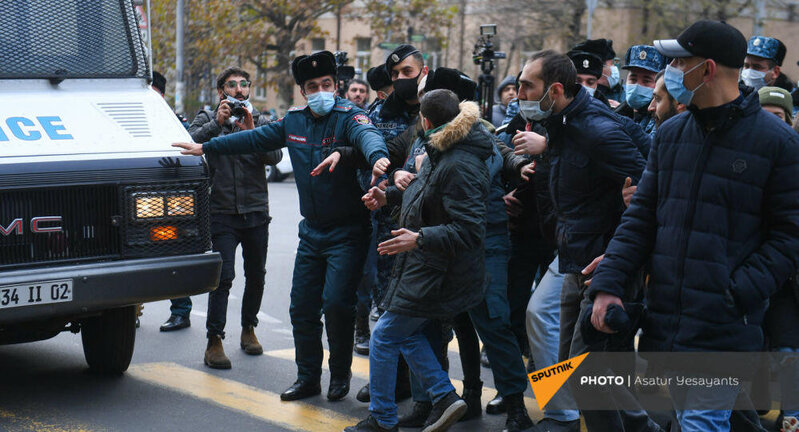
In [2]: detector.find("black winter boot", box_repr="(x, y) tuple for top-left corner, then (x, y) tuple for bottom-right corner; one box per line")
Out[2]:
(503, 392), (536, 432)
(459, 382), (482, 421)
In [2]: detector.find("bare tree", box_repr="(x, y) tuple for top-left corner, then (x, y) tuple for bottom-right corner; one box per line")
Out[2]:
(236, 0), (353, 112)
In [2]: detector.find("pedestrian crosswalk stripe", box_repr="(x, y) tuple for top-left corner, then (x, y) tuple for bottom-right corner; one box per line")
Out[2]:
(263, 349), (542, 417)
(128, 362), (358, 431)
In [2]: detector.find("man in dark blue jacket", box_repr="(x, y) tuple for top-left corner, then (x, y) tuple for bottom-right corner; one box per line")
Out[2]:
(588, 21), (799, 432)
(174, 51), (389, 403)
(515, 50), (653, 432)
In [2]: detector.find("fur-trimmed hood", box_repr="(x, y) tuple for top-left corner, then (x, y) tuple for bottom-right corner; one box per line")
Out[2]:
(429, 101), (480, 152)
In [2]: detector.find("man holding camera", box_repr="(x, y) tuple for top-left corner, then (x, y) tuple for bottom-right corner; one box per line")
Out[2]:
(166, 67), (283, 369)
(174, 51), (390, 402)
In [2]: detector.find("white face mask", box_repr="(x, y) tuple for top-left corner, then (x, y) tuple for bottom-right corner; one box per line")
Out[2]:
(519, 85), (553, 122)
(740, 68), (768, 90)
(582, 85), (597, 97)
(225, 95), (253, 111)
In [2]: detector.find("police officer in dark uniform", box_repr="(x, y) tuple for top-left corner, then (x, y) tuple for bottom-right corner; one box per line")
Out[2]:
(615, 45), (668, 136)
(173, 51), (390, 402)
(367, 65), (393, 111)
(573, 38), (623, 105)
(742, 36), (790, 92)
(353, 44), (429, 405)
(567, 50), (610, 107)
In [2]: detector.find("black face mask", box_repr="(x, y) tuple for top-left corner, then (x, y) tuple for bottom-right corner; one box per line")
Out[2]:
(393, 70), (423, 102)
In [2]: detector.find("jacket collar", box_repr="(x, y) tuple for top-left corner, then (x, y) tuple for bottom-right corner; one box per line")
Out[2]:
(547, 86), (591, 127)
(380, 93), (418, 120)
(428, 101), (480, 152)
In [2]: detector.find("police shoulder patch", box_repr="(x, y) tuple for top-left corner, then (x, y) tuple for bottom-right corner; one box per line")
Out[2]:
(353, 114), (371, 125)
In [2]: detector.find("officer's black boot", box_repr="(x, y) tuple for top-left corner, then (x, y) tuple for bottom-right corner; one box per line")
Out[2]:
(459, 381), (482, 421)
(354, 312), (370, 356)
(486, 392), (506, 415)
(503, 392), (536, 432)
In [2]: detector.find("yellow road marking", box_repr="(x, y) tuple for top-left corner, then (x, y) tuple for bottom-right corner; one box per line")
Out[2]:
(0, 408), (95, 432)
(128, 362), (357, 432)
(264, 349), (542, 418)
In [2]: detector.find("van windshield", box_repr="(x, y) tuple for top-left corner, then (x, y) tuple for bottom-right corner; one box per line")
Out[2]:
(0, 0), (148, 79)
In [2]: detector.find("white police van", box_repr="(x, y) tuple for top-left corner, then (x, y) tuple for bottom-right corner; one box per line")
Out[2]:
(0, 0), (221, 373)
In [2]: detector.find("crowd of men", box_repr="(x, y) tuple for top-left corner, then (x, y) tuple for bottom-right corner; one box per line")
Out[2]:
(166, 18), (799, 432)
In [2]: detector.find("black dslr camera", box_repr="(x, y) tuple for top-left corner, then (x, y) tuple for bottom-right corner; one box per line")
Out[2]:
(228, 100), (248, 117)
(335, 51), (356, 98)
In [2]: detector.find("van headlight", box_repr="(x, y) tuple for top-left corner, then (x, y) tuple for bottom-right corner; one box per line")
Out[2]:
(134, 195), (165, 219)
(132, 192), (195, 219)
(166, 194), (195, 216)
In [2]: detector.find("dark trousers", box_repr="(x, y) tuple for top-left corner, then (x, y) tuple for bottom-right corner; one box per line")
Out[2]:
(508, 229), (554, 355)
(290, 219), (369, 382)
(357, 214), (379, 319)
(169, 296), (192, 317)
(206, 212), (269, 338)
(561, 273), (661, 432)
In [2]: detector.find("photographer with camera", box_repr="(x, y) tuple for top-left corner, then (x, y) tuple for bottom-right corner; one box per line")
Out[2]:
(167, 67), (282, 370)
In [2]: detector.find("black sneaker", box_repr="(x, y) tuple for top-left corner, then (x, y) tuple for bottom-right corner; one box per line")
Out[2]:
(422, 391), (467, 432)
(343, 415), (398, 432)
(398, 401), (432, 428)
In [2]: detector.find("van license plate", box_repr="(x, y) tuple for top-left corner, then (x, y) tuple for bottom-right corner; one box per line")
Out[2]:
(0, 279), (73, 309)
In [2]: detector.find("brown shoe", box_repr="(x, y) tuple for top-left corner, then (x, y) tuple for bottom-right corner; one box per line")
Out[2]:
(240, 326), (263, 355)
(204, 335), (231, 369)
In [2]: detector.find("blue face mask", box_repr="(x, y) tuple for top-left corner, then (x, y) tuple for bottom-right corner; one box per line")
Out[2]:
(307, 91), (336, 116)
(604, 65), (620, 88)
(582, 85), (596, 97)
(664, 62), (706, 106)
(740, 68), (768, 90)
(625, 84), (654, 109)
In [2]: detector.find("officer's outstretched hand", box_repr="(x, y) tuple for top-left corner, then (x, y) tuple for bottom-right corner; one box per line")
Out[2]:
(371, 157), (391, 186)
(311, 152), (341, 176)
(172, 142), (204, 156)
(377, 228), (419, 255)
(362, 186), (386, 211)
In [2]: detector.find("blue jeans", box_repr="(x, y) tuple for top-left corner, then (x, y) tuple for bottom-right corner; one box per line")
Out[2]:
(369, 311), (455, 428)
(525, 256), (579, 422)
(669, 374), (741, 432)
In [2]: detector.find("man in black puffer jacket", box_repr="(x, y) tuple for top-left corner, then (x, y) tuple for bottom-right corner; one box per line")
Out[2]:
(588, 21), (799, 432)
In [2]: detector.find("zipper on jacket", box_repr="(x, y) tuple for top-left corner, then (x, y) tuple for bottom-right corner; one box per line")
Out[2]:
(670, 126), (716, 351)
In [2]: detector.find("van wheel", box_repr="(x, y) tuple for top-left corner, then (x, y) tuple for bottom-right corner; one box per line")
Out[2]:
(81, 306), (136, 375)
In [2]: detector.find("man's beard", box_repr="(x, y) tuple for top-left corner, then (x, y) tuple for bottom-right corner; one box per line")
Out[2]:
(655, 104), (679, 127)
